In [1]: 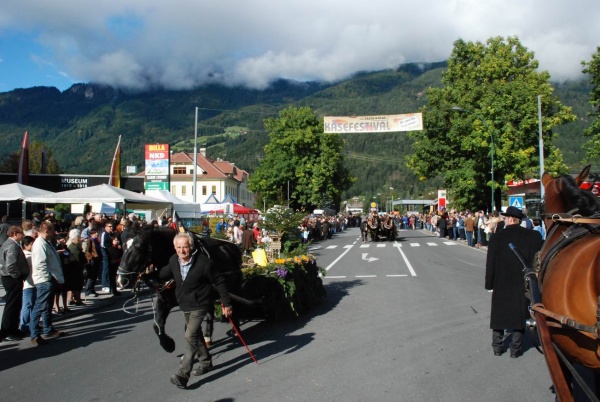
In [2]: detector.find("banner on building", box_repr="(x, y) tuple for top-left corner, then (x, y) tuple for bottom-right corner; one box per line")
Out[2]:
(144, 144), (170, 191)
(323, 113), (423, 133)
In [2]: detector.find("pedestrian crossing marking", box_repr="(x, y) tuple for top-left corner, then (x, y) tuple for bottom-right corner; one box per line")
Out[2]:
(426, 242), (437, 246)
(443, 242), (456, 246)
(359, 244), (370, 248)
(356, 275), (377, 278)
(410, 243), (420, 247)
(386, 274), (408, 277)
(326, 245), (338, 249)
(343, 245), (353, 249)
(376, 244), (386, 248)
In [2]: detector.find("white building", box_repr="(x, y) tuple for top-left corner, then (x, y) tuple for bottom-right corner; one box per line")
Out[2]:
(142, 148), (254, 208)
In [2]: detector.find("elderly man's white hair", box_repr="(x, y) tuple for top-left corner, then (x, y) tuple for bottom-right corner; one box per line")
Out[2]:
(173, 232), (195, 251)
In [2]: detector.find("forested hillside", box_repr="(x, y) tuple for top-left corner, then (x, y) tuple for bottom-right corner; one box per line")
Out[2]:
(0, 61), (596, 203)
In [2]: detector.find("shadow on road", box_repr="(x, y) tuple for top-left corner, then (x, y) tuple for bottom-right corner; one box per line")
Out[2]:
(185, 279), (364, 389)
(0, 302), (154, 372)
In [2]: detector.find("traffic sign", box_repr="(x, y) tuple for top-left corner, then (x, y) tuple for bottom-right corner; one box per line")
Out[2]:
(508, 196), (524, 209)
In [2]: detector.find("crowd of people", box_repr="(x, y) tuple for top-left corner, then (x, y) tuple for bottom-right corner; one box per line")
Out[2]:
(0, 210), (161, 345)
(424, 208), (545, 246)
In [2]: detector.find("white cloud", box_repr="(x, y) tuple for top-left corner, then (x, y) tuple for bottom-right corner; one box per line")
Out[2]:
(0, 0), (598, 90)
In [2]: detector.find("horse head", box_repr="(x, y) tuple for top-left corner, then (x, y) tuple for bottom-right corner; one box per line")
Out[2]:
(118, 226), (177, 289)
(542, 165), (600, 223)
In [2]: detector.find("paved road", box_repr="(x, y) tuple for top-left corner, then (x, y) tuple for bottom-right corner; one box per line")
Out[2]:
(0, 228), (556, 401)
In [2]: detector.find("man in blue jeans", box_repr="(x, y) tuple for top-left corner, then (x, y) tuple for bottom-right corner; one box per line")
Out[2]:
(30, 221), (66, 345)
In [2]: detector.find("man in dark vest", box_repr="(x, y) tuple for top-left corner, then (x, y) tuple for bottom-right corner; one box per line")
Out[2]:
(485, 206), (543, 358)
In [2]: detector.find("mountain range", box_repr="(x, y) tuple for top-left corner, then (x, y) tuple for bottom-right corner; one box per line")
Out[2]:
(0, 61), (597, 202)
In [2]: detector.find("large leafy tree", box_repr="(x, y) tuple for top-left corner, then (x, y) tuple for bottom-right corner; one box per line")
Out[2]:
(249, 106), (354, 212)
(407, 36), (575, 211)
(582, 46), (600, 160)
(0, 140), (61, 174)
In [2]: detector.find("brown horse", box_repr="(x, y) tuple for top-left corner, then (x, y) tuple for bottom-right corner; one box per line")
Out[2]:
(539, 166), (600, 384)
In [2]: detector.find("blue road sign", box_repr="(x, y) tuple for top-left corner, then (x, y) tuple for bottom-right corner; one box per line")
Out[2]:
(508, 196), (524, 209)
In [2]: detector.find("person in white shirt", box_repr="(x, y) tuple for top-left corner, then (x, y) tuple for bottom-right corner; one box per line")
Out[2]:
(29, 221), (66, 345)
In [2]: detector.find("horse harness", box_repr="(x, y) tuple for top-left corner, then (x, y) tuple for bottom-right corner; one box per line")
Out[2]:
(531, 212), (600, 338)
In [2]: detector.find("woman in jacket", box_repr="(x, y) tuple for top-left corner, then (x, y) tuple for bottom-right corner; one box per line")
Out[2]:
(66, 229), (86, 306)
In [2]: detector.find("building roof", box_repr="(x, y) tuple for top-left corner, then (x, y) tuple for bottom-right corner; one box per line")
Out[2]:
(140, 151), (250, 182)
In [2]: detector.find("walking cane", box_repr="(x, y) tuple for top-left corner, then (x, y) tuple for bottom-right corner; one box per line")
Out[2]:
(225, 312), (259, 365)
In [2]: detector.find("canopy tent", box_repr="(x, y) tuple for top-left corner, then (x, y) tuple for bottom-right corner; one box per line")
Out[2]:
(208, 203), (260, 221)
(145, 190), (201, 219)
(0, 183), (54, 201)
(23, 184), (172, 210)
(203, 193), (221, 205)
(0, 183), (56, 220)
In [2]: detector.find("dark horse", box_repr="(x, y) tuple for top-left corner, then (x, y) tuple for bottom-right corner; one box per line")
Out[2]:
(117, 226), (243, 353)
(381, 215), (397, 241)
(537, 166), (600, 398)
(367, 213), (380, 242)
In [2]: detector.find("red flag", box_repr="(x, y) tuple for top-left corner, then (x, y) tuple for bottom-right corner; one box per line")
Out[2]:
(18, 131), (29, 185)
(108, 135), (121, 187)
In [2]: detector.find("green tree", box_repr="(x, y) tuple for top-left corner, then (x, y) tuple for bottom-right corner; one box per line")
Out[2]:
(582, 46), (600, 160)
(249, 106), (354, 212)
(407, 36), (575, 211)
(0, 140), (61, 174)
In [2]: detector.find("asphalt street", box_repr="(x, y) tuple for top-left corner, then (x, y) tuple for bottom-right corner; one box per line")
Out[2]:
(0, 227), (558, 401)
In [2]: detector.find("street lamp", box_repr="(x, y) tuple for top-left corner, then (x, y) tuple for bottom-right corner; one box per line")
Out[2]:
(450, 106), (495, 212)
(389, 187), (394, 212)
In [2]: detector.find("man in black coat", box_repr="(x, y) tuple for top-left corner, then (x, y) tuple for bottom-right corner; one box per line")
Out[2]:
(485, 206), (543, 358)
(159, 232), (233, 389)
(0, 226), (28, 341)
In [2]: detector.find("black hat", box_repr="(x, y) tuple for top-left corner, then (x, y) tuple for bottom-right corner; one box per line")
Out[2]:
(501, 206), (524, 220)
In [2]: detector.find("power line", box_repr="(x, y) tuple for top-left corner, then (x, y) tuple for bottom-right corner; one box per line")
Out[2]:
(342, 151), (404, 164)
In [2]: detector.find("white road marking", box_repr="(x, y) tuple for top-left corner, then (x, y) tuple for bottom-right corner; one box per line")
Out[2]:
(426, 242), (438, 246)
(359, 244), (370, 248)
(343, 245), (353, 249)
(361, 253), (378, 262)
(410, 243), (420, 247)
(386, 274), (408, 277)
(323, 276), (347, 279)
(443, 241), (456, 246)
(326, 245), (338, 249)
(395, 241), (417, 277)
(325, 244), (354, 272)
(393, 243), (402, 248)
(376, 244), (386, 248)
(356, 275), (377, 278)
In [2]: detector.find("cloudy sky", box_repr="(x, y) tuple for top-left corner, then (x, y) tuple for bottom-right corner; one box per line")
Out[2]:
(0, 0), (598, 92)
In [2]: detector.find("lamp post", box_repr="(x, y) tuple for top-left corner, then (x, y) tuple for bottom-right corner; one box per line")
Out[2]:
(389, 187), (394, 213)
(450, 107), (495, 212)
(193, 107), (198, 203)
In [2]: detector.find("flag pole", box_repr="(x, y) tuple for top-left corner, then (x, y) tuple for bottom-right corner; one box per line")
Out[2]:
(109, 135), (122, 187)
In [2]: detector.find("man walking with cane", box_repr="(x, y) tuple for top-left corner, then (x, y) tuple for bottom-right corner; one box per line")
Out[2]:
(159, 232), (233, 389)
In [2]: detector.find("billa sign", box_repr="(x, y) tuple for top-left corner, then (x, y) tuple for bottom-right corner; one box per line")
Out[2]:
(145, 144), (170, 191)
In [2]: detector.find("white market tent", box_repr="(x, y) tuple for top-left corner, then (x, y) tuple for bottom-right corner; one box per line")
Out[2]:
(0, 182), (55, 201)
(23, 184), (172, 211)
(145, 190), (201, 218)
(0, 182), (56, 219)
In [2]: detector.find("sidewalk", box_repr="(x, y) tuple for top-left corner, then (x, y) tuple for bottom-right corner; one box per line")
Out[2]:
(0, 283), (132, 331)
